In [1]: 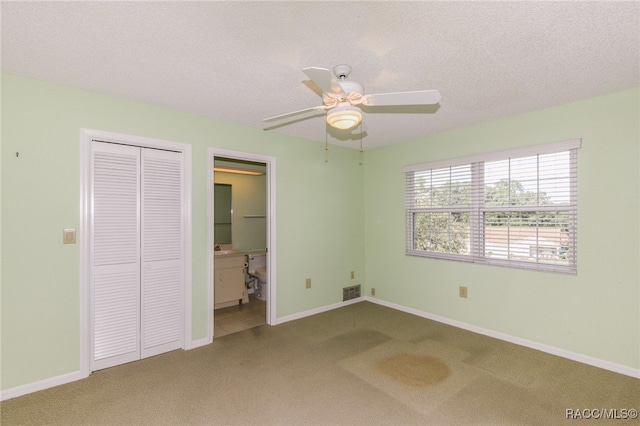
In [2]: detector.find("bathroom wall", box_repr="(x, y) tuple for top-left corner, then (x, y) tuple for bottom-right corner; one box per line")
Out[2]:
(214, 171), (267, 252)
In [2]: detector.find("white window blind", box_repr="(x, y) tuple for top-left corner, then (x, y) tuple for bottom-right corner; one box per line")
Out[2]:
(405, 139), (580, 273)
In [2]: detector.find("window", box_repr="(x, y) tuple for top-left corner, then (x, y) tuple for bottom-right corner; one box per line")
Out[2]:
(405, 139), (580, 273)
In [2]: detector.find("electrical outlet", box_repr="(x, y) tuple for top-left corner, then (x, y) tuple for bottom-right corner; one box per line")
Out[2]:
(350, 271), (355, 280)
(371, 288), (376, 296)
(305, 278), (311, 289)
(459, 286), (468, 298)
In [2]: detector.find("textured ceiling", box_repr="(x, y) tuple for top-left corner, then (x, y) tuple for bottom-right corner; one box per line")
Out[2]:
(2, 1), (639, 150)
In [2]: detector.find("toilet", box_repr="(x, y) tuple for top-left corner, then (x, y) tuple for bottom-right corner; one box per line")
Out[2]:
(247, 252), (268, 301)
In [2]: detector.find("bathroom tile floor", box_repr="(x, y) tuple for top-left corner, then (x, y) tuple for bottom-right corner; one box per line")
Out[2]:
(214, 295), (266, 337)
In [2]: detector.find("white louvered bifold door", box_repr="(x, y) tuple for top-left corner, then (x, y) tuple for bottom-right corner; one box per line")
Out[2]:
(91, 142), (141, 371)
(140, 148), (184, 358)
(90, 141), (184, 372)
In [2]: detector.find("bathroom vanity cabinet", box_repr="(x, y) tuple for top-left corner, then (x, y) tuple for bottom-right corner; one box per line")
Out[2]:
(214, 253), (249, 309)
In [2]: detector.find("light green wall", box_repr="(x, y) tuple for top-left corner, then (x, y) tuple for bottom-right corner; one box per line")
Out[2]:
(1, 73), (365, 390)
(2, 72), (637, 393)
(214, 172), (267, 253)
(364, 88), (640, 370)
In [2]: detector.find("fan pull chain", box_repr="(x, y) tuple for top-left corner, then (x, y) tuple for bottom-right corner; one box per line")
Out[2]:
(324, 122), (329, 163)
(359, 122), (363, 166)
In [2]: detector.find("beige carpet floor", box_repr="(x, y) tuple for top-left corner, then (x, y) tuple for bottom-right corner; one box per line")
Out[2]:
(2, 302), (638, 425)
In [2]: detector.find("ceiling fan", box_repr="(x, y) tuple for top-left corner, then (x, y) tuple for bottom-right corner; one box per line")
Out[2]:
(263, 64), (441, 131)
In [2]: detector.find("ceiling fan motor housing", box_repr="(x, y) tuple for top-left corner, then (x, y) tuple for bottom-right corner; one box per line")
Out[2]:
(333, 64), (352, 79)
(323, 79), (364, 107)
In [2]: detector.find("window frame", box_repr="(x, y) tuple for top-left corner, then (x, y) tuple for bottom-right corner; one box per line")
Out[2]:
(404, 139), (580, 274)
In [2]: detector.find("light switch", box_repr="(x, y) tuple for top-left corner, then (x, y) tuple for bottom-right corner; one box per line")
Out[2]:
(63, 228), (76, 244)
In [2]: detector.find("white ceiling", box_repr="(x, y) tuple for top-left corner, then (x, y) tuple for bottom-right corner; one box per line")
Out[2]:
(2, 1), (639, 150)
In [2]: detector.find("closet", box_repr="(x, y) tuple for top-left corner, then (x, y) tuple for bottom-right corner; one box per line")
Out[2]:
(89, 141), (184, 371)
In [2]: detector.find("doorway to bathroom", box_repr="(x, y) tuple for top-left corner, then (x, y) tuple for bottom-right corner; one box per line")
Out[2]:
(208, 148), (276, 341)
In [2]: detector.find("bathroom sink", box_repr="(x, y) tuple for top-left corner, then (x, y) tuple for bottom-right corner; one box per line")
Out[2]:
(214, 249), (241, 256)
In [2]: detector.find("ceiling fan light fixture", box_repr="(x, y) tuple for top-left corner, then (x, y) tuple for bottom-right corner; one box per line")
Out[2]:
(213, 167), (264, 176)
(326, 105), (362, 130)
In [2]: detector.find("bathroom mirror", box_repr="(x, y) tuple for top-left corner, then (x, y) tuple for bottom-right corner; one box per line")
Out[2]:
(214, 183), (232, 244)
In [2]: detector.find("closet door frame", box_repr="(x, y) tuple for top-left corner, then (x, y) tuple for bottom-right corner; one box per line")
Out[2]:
(79, 128), (192, 378)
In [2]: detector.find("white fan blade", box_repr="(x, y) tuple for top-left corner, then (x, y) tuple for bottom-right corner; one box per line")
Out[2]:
(263, 106), (327, 122)
(302, 67), (345, 96)
(361, 89), (441, 106)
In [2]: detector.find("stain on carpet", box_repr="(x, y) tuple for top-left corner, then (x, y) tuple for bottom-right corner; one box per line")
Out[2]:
(377, 353), (450, 386)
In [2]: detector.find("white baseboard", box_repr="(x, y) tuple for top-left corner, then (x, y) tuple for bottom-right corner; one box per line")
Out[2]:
(187, 337), (211, 350)
(1, 370), (86, 402)
(276, 296), (364, 325)
(2, 337), (210, 402)
(4, 296), (637, 401)
(365, 296), (640, 379)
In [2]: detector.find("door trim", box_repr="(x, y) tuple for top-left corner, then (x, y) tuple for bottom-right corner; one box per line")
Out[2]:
(79, 128), (192, 377)
(209, 148), (277, 342)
